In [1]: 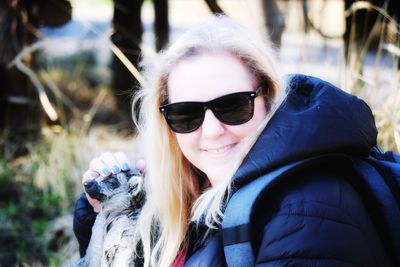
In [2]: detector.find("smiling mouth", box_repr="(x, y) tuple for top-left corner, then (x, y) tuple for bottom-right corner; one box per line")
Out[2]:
(202, 143), (237, 155)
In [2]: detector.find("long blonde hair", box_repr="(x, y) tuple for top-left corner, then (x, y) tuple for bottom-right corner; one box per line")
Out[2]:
(132, 16), (285, 266)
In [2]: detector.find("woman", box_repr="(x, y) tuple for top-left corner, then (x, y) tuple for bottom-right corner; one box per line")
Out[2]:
(74, 16), (392, 266)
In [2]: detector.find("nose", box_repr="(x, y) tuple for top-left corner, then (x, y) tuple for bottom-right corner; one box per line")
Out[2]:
(83, 180), (103, 201)
(201, 109), (225, 137)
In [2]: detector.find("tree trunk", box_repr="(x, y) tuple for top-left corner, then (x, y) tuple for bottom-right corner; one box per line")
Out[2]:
(0, 1), (42, 153)
(262, 0), (285, 48)
(110, 0), (144, 125)
(154, 0), (169, 51)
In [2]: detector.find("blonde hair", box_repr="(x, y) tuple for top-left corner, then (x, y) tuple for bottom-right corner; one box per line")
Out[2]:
(132, 16), (285, 266)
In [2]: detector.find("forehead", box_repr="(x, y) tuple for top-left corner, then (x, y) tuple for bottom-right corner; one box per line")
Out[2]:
(167, 51), (256, 103)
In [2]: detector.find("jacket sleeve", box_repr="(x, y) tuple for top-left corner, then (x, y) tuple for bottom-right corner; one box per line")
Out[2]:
(73, 193), (97, 257)
(253, 169), (392, 267)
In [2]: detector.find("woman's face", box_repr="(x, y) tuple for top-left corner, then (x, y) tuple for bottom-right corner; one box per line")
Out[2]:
(167, 51), (269, 186)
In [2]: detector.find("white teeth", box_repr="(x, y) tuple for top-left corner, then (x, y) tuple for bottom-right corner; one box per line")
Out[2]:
(205, 144), (234, 154)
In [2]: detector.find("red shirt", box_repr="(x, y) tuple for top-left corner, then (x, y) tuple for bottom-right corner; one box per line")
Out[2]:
(172, 242), (187, 267)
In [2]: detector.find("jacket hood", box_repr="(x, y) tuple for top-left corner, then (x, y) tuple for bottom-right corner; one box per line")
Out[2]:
(233, 74), (378, 184)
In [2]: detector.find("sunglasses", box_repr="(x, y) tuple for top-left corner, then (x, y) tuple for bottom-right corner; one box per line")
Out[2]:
(159, 88), (261, 133)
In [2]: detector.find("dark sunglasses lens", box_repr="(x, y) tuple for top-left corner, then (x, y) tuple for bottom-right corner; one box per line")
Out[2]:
(213, 93), (254, 124)
(165, 103), (204, 133)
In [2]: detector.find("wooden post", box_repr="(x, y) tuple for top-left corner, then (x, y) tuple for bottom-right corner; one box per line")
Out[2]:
(110, 0), (144, 124)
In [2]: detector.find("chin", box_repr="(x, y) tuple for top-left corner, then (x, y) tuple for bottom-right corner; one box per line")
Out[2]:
(205, 170), (229, 187)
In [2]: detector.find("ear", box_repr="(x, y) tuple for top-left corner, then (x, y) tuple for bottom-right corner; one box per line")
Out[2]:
(128, 175), (143, 197)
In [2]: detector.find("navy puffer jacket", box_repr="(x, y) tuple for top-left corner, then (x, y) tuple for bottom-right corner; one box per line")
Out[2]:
(73, 74), (393, 266)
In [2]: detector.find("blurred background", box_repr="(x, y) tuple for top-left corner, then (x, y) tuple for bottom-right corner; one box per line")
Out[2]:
(0, 0), (399, 266)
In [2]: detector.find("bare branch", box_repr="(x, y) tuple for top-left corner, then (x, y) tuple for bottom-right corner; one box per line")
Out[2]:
(110, 43), (146, 87)
(40, 71), (81, 117)
(346, 1), (400, 32)
(14, 60), (58, 121)
(7, 41), (44, 68)
(7, 40), (59, 121)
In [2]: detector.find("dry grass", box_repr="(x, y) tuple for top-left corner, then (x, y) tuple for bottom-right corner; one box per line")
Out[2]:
(344, 1), (400, 152)
(20, 125), (138, 207)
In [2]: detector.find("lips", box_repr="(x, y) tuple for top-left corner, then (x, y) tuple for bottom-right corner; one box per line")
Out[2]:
(201, 143), (238, 156)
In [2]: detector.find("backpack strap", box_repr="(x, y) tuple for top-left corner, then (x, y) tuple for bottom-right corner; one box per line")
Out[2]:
(222, 151), (400, 266)
(222, 155), (341, 267)
(353, 153), (400, 265)
(367, 147), (400, 208)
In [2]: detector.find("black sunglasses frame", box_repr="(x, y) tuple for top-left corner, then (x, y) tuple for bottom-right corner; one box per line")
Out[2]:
(159, 88), (262, 133)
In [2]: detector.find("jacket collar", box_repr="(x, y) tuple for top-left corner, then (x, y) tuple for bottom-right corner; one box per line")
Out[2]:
(233, 74), (377, 185)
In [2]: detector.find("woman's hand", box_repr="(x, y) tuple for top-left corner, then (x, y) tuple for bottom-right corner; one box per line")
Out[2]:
(82, 152), (145, 212)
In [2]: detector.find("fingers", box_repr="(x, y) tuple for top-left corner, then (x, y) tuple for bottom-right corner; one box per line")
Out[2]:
(90, 152), (118, 177)
(84, 151), (144, 185)
(85, 192), (101, 213)
(90, 157), (112, 177)
(114, 152), (131, 171)
(89, 152), (132, 177)
(135, 159), (146, 174)
(82, 169), (100, 183)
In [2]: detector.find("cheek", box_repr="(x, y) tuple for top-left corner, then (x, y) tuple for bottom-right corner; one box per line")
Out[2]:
(253, 99), (269, 123)
(175, 133), (199, 158)
(232, 100), (268, 136)
(229, 123), (260, 139)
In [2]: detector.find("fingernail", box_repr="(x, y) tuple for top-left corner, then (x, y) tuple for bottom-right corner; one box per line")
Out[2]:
(102, 168), (111, 176)
(122, 163), (130, 171)
(112, 165), (120, 173)
(90, 171), (99, 178)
